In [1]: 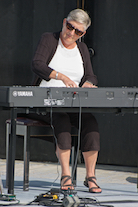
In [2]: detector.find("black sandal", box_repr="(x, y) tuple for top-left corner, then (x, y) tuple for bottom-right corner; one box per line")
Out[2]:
(84, 176), (102, 193)
(60, 175), (74, 190)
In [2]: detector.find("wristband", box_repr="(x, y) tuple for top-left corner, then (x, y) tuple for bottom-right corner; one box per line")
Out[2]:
(55, 72), (58, 80)
(86, 81), (93, 85)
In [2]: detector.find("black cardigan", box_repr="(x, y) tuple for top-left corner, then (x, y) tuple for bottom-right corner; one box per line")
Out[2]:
(32, 32), (98, 86)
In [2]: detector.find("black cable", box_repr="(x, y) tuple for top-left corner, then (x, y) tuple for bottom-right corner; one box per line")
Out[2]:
(79, 197), (114, 207)
(47, 90), (58, 146)
(26, 196), (114, 207)
(71, 92), (82, 181)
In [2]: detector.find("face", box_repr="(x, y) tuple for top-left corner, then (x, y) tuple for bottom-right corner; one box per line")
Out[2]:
(60, 18), (86, 48)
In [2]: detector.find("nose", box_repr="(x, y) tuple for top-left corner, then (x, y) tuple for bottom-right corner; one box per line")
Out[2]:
(69, 29), (75, 35)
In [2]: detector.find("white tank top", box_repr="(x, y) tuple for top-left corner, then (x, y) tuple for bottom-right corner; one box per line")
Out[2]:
(39, 38), (84, 87)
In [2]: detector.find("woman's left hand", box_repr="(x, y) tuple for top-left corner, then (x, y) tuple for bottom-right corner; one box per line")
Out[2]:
(82, 81), (98, 88)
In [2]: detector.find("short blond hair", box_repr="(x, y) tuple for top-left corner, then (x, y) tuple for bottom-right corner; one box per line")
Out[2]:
(66, 9), (91, 31)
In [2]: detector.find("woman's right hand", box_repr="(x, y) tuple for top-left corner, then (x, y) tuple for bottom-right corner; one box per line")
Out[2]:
(49, 70), (78, 88)
(62, 75), (78, 88)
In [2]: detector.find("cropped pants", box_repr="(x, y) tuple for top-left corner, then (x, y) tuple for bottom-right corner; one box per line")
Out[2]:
(25, 112), (100, 152)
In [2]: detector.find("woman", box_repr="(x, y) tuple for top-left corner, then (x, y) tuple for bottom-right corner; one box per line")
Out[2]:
(32, 9), (102, 193)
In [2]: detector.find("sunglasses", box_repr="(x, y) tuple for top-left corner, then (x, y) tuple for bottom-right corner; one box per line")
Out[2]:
(66, 21), (84, 36)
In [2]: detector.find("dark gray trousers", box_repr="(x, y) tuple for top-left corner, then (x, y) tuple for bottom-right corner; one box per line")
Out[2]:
(24, 112), (100, 152)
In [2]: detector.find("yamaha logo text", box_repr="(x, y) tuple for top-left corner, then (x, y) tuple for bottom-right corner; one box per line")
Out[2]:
(12, 91), (33, 97)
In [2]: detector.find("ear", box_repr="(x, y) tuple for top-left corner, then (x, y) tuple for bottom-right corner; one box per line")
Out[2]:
(80, 30), (86, 38)
(63, 18), (66, 26)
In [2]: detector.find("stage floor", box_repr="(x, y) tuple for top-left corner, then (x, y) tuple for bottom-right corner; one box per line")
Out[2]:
(0, 159), (138, 207)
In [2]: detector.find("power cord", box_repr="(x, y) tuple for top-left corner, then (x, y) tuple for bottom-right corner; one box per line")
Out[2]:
(71, 91), (82, 181)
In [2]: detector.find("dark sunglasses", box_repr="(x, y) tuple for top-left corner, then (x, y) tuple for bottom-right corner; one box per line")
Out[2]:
(66, 21), (84, 36)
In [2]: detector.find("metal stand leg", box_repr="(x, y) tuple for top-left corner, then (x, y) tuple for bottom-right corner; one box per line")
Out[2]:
(7, 108), (17, 194)
(6, 123), (10, 187)
(137, 167), (138, 192)
(71, 137), (78, 186)
(23, 127), (30, 191)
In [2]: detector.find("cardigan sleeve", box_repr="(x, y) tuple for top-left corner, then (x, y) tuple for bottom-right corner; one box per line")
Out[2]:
(78, 42), (98, 86)
(32, 33), (58, 81)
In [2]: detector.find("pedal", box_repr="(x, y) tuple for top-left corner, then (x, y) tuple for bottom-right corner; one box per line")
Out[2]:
(63, 195), (80, 207)
(50, 188), (77, 196)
